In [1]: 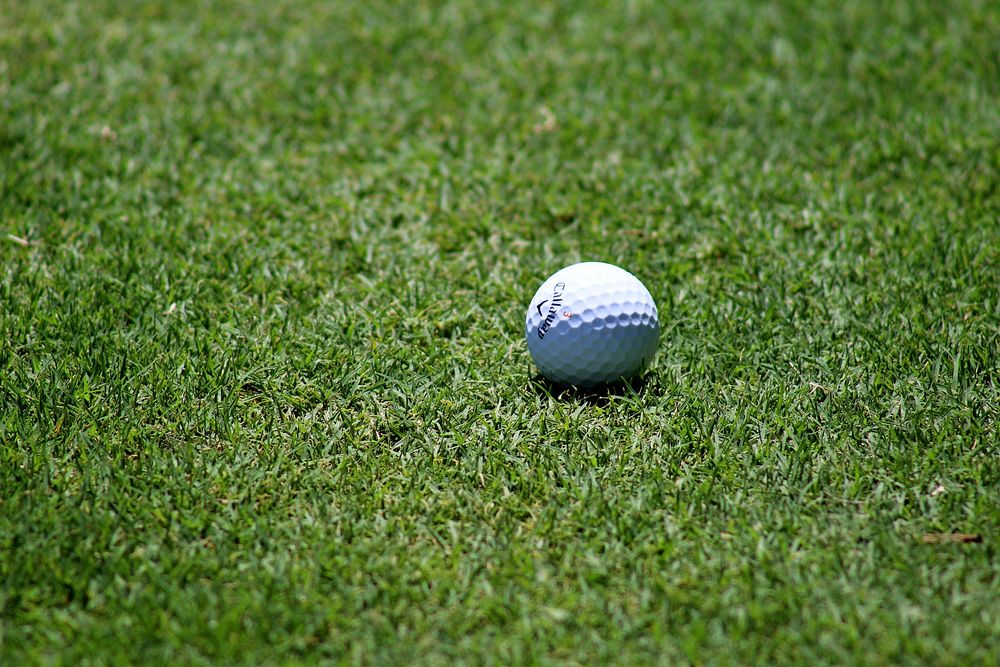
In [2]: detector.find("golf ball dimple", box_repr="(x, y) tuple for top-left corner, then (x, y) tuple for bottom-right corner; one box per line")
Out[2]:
(525, 262), (659, 387)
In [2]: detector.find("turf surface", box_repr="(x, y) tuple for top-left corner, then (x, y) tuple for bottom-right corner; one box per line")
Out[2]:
(2, 0), (999, 663)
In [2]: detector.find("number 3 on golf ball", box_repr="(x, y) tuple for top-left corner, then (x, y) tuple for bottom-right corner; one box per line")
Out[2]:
(525, 262), (659, 387)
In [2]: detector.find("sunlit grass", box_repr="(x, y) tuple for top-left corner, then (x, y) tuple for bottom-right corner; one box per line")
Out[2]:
(1, 0), (998, 663)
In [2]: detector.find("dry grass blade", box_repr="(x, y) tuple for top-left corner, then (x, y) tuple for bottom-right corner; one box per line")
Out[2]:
(920, 533), (983, 544)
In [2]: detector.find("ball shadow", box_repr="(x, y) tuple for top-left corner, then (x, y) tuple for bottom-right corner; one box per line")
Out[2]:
(528, 372), (660, 405)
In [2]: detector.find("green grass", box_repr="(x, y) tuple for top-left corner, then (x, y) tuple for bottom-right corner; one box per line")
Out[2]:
(2, 0), (999, 663)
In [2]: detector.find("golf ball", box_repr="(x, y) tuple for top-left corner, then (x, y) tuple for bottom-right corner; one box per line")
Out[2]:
(525, 262), (659, 387)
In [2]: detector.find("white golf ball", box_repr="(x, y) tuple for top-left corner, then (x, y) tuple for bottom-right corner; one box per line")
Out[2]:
(525, 262), (659, 387)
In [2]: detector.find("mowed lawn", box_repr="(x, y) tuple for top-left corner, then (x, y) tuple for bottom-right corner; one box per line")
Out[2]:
(2, 0), (999, 663)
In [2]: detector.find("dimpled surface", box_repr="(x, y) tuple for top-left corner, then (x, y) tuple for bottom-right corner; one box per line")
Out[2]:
(525, 262), (659, 387)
